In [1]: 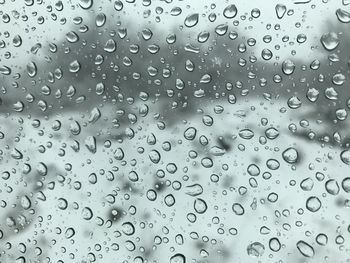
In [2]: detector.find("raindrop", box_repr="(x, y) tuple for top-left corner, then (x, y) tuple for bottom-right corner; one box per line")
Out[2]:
(194, 198), (207, 214)
(275, 4), (287, 19)
(185, 184), (203, 196)
(164, 194), (175, 207)
(198, 31), (210, 43)
(170, 254), (186, 263)
(282, 147), (299, 163)
(247, 242), (265, 257)
(65, 228), (75, 238)
(232, 203), (245, 215)
(20, 195), (31, 210)
(149, 150), (161, 164)
(104, 39), (116, 53)
(0, 65), (11, 75)
(13, 35), (22, 47)
(69, 60), (81, 73)
(320, 32), (340, 51)
(341, 150), (350, 165)
(223, 4), (238, 19)
(170, 7), (182, 16)
(184, 127), (197, 140)
(239, 129), (254, 139)
(27, 61), (37, 77)
(184, 13), (199, 27)
(342, 177), (350, 192)
(306, 196), (321, 212)
(265, 127), (279, 139)
(287, 96), (302, 109)
(82, 207), (93, 220)
(269, 238), (281, 252)
(79, 0), (93, 9)
(66, 31), (79, 43)
(96, 13), (106, 27)
(296, 240), (315, 257)
(325, 179), (340, 195)
(262, 49), (273, 60)
(336, 8), (350, 23)
(282, 59), (295, 75)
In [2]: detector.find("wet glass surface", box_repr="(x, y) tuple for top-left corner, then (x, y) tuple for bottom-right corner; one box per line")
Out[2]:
(0, 0), (350, 262)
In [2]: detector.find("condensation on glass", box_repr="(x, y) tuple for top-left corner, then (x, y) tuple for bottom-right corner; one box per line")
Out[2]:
(0, 0), (350, 262)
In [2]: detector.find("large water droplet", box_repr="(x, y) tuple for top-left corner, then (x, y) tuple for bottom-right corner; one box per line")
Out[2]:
(341, 149), (350, 165)
(82, 207), (93, 220)
(320, 32), (340, 51)
(306, 196), (321, 212)
(79, 0), (93, 9)
(184, 13), (199, 27)
(282, 147), (299, 163)
(247, 242), (265, 257)
(296, 240), (315, 257)
(223, 4), (238, 19)
(275, 4), (287, 19)
(27, 61), (37, 77)
(21, 195), (31, 210)
(194, 198), (207, 214)
(282, 59), (295, 75)
(96, 13), (106, 27)
(170, 253), (186, 263)
(336, 8), (350, 23)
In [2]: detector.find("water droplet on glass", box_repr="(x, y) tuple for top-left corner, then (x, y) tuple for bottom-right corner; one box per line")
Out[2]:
(13, 35), (22, 47)
(262, 48), (273, 60)
(185, 184), (203, 196)
(20, 195), (31, 210)
(239, 129), (254, 139)
(282, 59), (295, 75)
(96, 13), (106, 27)
(282, 147), (299, 163)
(269, 238), (281, 252)
(194, 198), (207, 214)
(104, 39), (116, 53)
(306, 196), (321, 212)
(320, 32), (340, 51)
(82, 207), (93, 220)
(247, 242), (265, 257)
(340, 149), (350, 165)
(325, 179), (340, 195)
(27, 61), (37, 77)
(223, 4), (238, 19)
(170, 253), (186, 263)
(79, 0), (93, 9)
(275, 4), (287, 19)
(170, 7), (182, 16)
(296, 240), (315, 257)
(287, 96), (302, 109)
(66, 31), (79, 43)
(184, 127), (197, 140)
(232, 203), (245, 215)
(336, 8), (350, 23)
(184, 13), (199, 27)
(149, 150), (161, 164)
